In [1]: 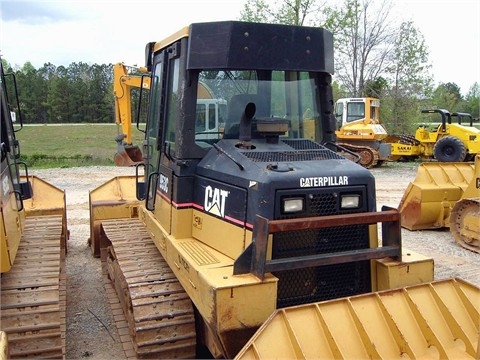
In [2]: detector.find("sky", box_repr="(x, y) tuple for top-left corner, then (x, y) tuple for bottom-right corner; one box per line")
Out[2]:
(1, 0), (479, 95)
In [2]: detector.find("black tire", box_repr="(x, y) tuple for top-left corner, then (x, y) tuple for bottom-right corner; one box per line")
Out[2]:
(433, 136), (467, 162)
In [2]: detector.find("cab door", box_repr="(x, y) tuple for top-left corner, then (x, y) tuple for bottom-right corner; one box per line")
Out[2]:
(144, 57), (164, 212)
(144, 42), (183, 234)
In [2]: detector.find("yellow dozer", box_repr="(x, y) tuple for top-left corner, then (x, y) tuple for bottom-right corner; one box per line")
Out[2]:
(113, 63), (150, 166)
(1, 59), (68, 358)
(85, 21), (480, 360)
(334, 97), (391, 168)
(399, 153), (480, 253)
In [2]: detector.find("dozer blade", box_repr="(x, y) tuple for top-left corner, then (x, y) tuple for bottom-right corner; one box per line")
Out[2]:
(89, 175), (142, 257)
(398, 162), (475, 230)
(114, 144), (143, 167)
(235, 278), (480, 360)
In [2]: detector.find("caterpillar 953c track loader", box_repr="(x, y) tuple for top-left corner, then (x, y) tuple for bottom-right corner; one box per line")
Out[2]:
(88, 21), (479, 359)
(0, 59), (68, 358)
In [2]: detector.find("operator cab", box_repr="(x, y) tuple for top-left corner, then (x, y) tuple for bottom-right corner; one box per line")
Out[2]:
(144, 21), (337, 164)
(334, 97), (380, 129)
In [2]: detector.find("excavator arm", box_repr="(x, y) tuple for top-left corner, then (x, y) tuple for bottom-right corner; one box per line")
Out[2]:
(113, 63), (150, 166)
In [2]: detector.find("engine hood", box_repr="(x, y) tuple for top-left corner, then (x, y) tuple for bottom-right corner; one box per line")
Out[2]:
(196, 138), (375, 190)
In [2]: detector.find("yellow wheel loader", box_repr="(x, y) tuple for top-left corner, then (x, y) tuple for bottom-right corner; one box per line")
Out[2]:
(89, 21), (478, 359)
(0, 59), (68, 358)
(387, 109), (480, 162)
(399, 153), (480, 253)
(334, 97), (391, 168)
(113, 63), (150, 166)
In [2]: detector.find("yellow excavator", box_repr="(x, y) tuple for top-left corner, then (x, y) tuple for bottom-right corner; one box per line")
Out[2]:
(113, 62), (150, 166)
(399, 153), (480, 253)
(88, 22), (478, 359)
(334, 97), (391, 168)
(1, 59), (68, 358)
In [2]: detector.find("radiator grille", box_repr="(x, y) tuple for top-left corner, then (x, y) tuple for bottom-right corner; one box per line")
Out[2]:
(275, 262), (371, 308)
(273, 187), (371, 308)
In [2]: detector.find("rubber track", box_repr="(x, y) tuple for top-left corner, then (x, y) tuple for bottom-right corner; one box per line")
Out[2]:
(0, 215), (66, 359)
(338, 143), (380, 168)
(100, 218), (197, 359)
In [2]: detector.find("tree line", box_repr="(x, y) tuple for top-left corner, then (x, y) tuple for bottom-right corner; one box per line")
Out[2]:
(2, 61), (114, 124)
(2, 0), (479, 134)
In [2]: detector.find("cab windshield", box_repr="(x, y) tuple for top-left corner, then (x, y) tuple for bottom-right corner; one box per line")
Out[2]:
(346, 102), (365, 122)
(194, 70), (321, 144)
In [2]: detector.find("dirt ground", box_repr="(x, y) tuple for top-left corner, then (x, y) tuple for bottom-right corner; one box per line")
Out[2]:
(29, 161), (479, 360)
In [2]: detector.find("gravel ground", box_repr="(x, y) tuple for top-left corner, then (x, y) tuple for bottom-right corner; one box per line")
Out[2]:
(28, 162), (479, 359)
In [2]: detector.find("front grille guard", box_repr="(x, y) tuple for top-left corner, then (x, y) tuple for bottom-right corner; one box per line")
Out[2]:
(233, 206), (401, 280)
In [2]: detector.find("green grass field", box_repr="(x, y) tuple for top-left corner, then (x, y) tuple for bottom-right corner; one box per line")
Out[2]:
(14, 123), (425, 170)
(15, 124), (145, 168)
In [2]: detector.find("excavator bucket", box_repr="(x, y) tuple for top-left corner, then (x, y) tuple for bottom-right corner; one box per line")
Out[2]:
(398, 161), (475, 230)
(114, 144), (143, 166)
(114, 133), (143, 166)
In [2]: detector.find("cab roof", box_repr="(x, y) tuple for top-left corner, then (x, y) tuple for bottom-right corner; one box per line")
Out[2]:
(149, 21), (334, 73)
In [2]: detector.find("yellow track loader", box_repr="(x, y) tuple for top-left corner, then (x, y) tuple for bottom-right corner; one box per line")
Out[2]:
(399, 153), (480, 253)
(334, 97), (391, 168)
(113, 63), (150, 166)
(88, 21), (479, 359)
(1, 59), (68, 358)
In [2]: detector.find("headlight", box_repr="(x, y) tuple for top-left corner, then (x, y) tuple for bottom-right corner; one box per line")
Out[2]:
(283, 197), (304, 213)
(341, 194), (360, 209)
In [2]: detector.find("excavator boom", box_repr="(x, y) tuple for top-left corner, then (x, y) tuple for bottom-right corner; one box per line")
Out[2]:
(113, 63), (150, 166)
